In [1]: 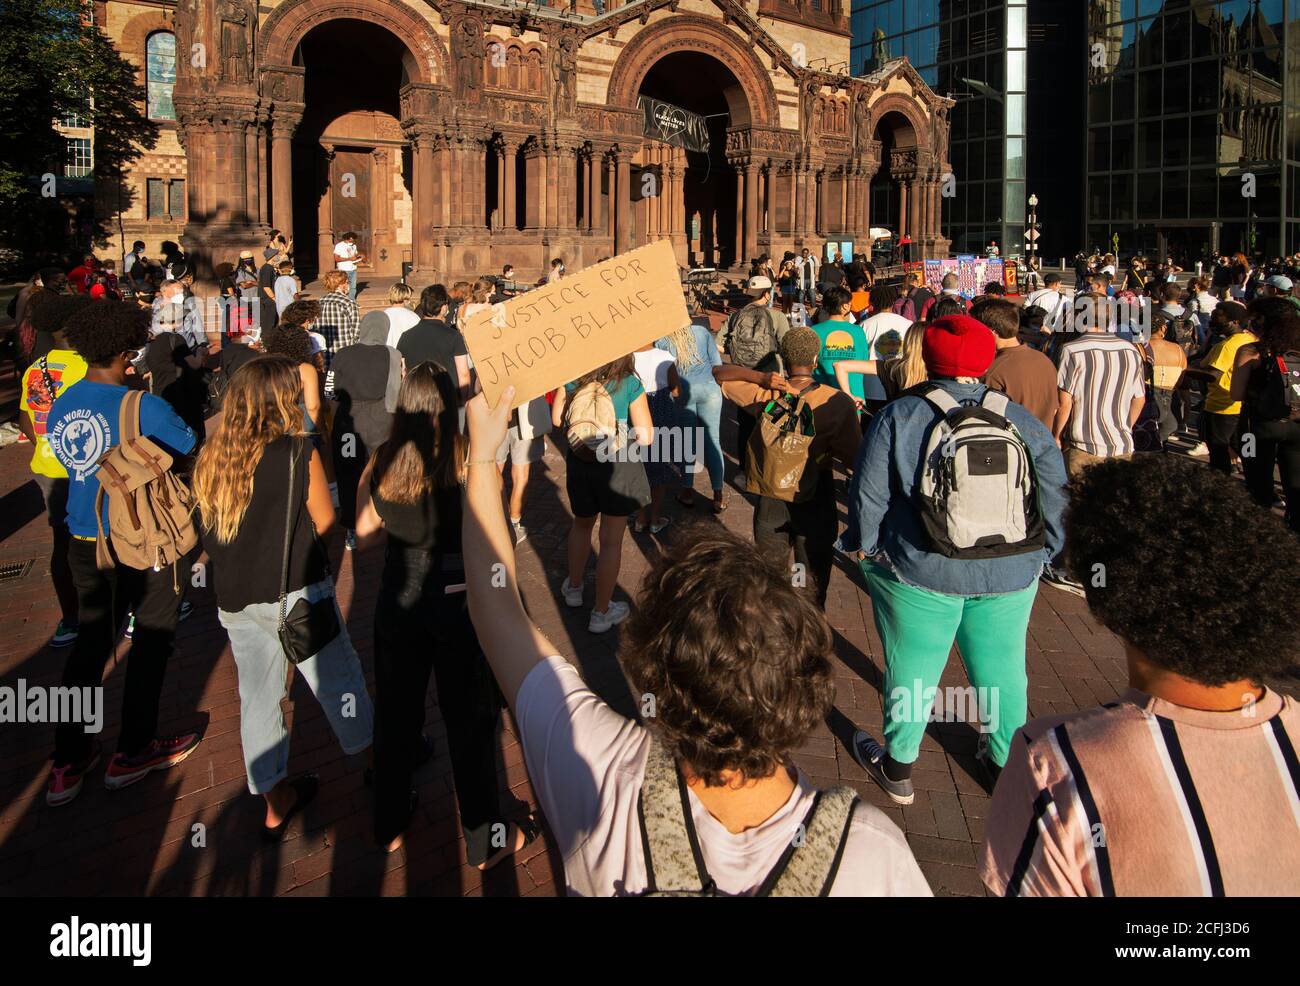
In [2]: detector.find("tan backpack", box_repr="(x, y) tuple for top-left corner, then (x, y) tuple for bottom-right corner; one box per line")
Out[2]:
(563, 381), (624, 462)
(94, 390), (198, 589)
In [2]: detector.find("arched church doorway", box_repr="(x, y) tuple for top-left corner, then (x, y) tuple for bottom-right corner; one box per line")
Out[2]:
(869, 111), (917, 264)
(291, 19), (417, 279)
(636, 51), (752, 270)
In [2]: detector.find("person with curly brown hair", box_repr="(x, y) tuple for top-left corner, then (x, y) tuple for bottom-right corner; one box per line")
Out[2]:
(43, 301), (202, 807)
(981, 455), (1300, 896)
(459, 385), (930, 897)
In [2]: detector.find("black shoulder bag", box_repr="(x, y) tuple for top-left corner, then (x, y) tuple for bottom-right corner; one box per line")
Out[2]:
(277, 440), (341, 665)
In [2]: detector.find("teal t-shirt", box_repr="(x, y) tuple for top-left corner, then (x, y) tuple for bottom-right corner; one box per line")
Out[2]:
(812, 318), (871, 400)
(565, 375), (644, 423)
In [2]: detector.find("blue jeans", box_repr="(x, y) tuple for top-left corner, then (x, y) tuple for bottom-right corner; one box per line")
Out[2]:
(678, 378), (724, 492)
(345, 269), (357, 300)
(219, 579), (374, 794)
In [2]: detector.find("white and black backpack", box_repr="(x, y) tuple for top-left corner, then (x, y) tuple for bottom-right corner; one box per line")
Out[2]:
(915, 387), (1045, 559)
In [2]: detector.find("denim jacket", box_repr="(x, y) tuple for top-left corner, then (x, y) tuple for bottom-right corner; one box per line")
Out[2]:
(838, 379), (1068, 597)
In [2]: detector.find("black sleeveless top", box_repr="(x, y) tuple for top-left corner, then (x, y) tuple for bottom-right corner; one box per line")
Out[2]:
(370, 473), (462, 554)
(206, 437), (329, 612)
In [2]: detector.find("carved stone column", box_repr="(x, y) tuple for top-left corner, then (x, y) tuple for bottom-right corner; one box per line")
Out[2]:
(371, 147), (391, 264)
(503, 136), (519, 231)
(172, 0), (269, 282)
(410, 130), (439, 272)
(604, 153), (615, 239)
(814, 169), (825, 237)
(256, 117), (270, 226)
(732, 164), (744, 265)
(524, 137), (546, 231)
(317, 142), (336, 275)
(790, 161), (800, 241)
(556, 137), (580, 232)
(270, 110), (300, 238)
(743, 162), (758, 263)
(615, 150), (632, 255)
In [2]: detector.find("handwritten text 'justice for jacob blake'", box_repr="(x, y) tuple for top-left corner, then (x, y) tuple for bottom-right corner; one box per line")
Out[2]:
(472, 259), (658, 386)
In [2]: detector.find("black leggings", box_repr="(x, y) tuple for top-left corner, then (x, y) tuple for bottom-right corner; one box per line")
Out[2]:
(1244, 418), (1300, 532)
(752, 471), (837, 609)
(58, 539), (189, 765)
(371, 554), (522, 857)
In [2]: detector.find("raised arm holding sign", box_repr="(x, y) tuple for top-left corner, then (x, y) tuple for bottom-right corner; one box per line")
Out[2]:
(460, 240), (690, 410)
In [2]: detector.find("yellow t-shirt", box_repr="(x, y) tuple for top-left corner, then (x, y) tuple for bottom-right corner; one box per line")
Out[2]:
(19, 349), (89, 478)
(1202, 332), (1257, 415)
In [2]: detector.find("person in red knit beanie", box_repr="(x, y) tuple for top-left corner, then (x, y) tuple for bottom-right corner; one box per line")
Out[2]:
(921, 314), (997, 378)
(838, 313), (1069, 804)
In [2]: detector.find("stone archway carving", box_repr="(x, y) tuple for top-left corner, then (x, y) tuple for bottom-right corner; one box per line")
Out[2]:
(866, 91), (931, 152)
(259, 0), (450, 87)
(605, 14), (779, 128)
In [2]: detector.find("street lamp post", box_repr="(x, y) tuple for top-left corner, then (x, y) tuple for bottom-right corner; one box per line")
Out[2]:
(1027, 193), (1039, 267)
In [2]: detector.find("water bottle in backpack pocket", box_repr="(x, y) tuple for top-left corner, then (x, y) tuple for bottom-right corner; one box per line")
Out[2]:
(915, 387), (1045, 559)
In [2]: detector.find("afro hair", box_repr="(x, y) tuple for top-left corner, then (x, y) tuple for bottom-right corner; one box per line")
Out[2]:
(62, 300), (150, 366)
(781, 326), (822, 369)
(29, 293), (92, 337)
(1066, 454), (1300, 686)
(262, 324), (315, 365)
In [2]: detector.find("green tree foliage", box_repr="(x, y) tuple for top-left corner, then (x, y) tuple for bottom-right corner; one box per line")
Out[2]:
(0, 0), (158, 259)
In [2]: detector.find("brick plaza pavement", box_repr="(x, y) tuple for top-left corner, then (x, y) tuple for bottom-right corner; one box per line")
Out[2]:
(1, 364), (1293, 898)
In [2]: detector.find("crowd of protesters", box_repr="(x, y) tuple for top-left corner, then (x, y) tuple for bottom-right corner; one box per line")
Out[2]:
(5, 237), (1298, 896)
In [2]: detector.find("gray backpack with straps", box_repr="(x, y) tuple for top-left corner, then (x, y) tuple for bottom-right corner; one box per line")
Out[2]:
(636, 735), (859, 897)
(915, 386), (1045, 560)
(725, 305), (784, 370)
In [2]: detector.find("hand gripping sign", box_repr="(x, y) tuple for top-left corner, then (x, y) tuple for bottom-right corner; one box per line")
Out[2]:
(460, 240), (690, 410)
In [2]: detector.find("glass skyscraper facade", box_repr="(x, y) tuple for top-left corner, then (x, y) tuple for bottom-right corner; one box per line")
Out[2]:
(1087, 0), (1300, 262)
(850, 0), (1036, 256)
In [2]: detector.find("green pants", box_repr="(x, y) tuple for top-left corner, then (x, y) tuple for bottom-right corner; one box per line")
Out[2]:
(863, 561), (1036, 767)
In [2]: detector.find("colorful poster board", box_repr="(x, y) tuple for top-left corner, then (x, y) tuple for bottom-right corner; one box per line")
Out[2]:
(914, 256), (1008, 300)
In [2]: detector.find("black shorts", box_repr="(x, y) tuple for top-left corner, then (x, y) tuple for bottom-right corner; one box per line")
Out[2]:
(565, 451), (651, 519)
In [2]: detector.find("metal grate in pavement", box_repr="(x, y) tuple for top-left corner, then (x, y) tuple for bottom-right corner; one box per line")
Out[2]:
(0, 559), (34, 584)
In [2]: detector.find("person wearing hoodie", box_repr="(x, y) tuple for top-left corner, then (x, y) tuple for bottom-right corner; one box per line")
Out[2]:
(839, 315), (1068, 804)
(331, 310), (402, 552)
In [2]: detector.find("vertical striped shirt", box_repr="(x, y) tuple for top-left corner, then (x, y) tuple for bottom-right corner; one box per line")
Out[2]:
(1056, 333), (1145, 456)
(980, 688), (1300, 896)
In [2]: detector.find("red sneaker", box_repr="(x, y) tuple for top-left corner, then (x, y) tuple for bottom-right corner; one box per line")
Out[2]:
(104, 733), (202, 790)
(46, 748), (102, 807)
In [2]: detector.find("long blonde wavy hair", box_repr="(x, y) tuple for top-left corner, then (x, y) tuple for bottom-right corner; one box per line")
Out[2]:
(895, 322), (929, 391)
(193, 355), (305, 544)
(664, 323), (703, 372)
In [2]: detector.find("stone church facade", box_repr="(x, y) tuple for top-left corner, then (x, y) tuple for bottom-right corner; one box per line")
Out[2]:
(95, 0), (952, 282)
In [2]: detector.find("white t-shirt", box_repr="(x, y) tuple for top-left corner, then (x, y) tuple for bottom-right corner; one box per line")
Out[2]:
(633, 348), (675, 394)
(334, 241), (358, 271)
(516, 657), (933, 897)
(859, 311), (912, 402)
(383, 306), (420, 348)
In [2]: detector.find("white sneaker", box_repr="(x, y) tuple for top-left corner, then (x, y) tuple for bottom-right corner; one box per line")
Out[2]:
(588, 600), (630, 634)
(561, 578), (584, 608)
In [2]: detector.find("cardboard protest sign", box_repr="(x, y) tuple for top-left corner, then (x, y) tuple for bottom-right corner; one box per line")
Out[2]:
(460, 239), (689, 409)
